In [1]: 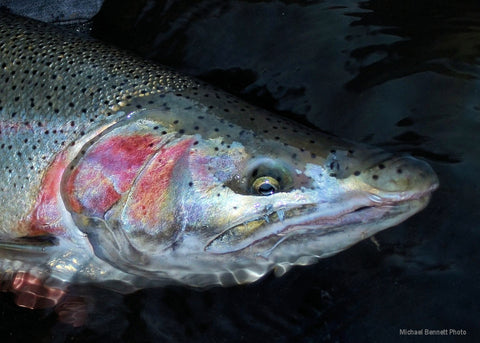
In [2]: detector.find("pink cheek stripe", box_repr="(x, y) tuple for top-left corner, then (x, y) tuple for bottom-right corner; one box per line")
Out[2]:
(64, 134), (165, 218)
(123, 138), (195, 231)
(25, 150), (69, 236)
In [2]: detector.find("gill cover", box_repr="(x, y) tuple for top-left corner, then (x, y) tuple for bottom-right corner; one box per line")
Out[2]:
(61, 113), (195, 274)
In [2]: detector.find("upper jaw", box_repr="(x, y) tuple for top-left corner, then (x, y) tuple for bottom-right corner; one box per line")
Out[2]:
(281, 178), (438, 235)
(204, 203), (317, 254)
(367, 182), (438, 204)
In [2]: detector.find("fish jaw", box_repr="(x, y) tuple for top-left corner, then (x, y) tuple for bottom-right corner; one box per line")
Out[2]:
(203, 155), (439, 258)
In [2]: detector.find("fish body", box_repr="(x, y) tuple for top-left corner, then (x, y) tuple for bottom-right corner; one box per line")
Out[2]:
(0, 12), (438, 303)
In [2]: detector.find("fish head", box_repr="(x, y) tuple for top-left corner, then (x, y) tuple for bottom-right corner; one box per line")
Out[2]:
(61, 95), (438, 287)
(193, 137), (439, 278)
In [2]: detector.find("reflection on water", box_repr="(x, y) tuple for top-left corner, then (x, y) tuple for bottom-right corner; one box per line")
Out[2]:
(1, 0), (480, 342)
(346, 0), (480, 90)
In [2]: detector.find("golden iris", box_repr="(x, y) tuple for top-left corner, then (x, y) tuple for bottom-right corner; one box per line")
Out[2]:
(252, 176), (280, 195)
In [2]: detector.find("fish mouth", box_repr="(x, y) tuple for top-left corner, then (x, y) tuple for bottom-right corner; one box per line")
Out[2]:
(205, 183), (438, 255)
(288, 186), (436, 234)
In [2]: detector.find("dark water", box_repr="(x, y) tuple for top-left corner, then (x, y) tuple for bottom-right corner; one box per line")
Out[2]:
(1, 0), (479, 342)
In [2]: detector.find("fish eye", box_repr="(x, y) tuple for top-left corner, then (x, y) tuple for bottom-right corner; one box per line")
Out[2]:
(252, 176), (280, 196)
(225, 158), (294, 196)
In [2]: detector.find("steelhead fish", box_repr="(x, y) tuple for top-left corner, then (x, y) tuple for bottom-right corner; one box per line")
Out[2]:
(0, 12), (438, 312)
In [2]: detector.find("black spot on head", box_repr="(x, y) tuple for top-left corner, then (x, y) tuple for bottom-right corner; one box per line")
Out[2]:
(354, 171), (361, 176)
(372, 175), (379, 180)
(378, 163), (385, 169)
(397, 168), (403, 174)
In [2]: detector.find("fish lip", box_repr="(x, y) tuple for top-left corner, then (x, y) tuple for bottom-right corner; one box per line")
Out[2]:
(205, 182), (438, 254)
(285, 194), (431, 234)
(368, 182), (439, 204)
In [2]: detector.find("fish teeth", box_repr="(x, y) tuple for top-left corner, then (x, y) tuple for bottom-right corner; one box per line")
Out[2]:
(276, 209), (285, 222)
(368, 194), (383, 203)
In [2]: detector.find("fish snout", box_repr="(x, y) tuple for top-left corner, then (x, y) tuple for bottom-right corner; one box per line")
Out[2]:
(359, 155), (439, 194)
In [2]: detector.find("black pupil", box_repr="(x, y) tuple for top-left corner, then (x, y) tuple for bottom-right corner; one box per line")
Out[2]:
(258, 182), (275, 195)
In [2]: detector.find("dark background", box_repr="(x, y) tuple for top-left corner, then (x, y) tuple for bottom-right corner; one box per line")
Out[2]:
(1, 0), (479, 342)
